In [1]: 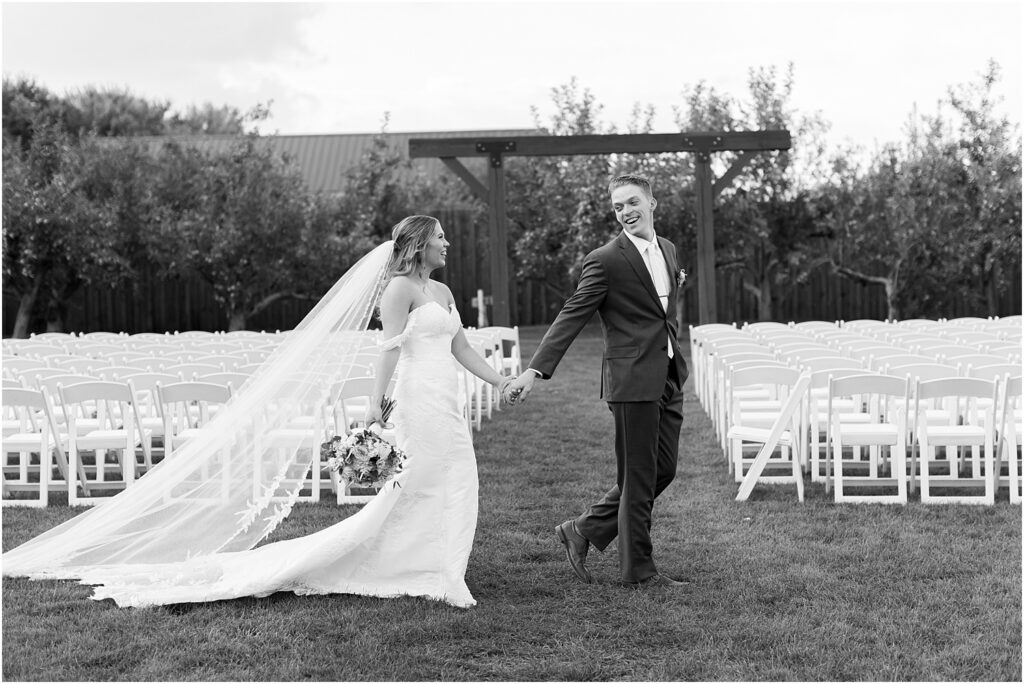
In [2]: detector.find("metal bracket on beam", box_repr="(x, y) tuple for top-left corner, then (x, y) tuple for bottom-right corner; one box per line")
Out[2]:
(695, 148), (712, 163)
(476, 140), (517, 168)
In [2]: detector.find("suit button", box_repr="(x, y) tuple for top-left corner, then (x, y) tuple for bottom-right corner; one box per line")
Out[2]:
(660, 346), (667, 351)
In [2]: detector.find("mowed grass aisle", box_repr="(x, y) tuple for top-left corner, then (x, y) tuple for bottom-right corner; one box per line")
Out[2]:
(2, 325), (1021, 681)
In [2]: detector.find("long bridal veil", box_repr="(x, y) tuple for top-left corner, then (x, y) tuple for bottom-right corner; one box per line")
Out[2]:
(3, 241), (395, 579)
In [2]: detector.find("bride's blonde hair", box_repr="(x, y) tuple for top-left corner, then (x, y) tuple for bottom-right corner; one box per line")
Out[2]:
(386, 215), (441, 282)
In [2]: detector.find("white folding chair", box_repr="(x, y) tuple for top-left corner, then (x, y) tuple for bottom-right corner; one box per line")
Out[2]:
(804, 367), (869, 483)
(120, 372), (180, 461)
(826, 374), (910, 504)
(725, 365), (802, 482)
(1, 387), (67, 507)
(156, 381), (233, 460)
(995, 375), (1022, 504)
(59, 380), (152, 505)
(479, 325), (523, 379)
(914, 377), (999, 505)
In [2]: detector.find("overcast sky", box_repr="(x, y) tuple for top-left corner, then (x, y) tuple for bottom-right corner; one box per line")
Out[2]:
(2, 1), (1020, 153)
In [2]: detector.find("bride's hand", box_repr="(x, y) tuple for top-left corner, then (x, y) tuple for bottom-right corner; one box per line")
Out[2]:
(364, 402), (385, 429)
(498, 377), (515, 406)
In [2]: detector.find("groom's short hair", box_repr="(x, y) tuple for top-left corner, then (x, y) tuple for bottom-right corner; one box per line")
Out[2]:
(608, 173), (653, 199)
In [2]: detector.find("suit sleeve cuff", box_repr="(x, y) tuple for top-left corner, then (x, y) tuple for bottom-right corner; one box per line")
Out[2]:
(527, 368), (545, 379)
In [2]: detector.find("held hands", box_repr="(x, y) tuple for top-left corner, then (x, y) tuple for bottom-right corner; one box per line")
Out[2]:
(504, 370), (537, 406)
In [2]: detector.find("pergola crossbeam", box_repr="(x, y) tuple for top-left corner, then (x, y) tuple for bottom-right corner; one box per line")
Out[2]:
(411, 130), (791, 326)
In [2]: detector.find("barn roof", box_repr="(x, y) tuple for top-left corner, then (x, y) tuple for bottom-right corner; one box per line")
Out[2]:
(133, 129), (544, 193)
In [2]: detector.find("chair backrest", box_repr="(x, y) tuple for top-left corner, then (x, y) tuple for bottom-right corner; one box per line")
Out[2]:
(50, 356), (112, 374)
(3, 357), (50, 376)
(120, 372), (182, 393)
(58, 380), (139, 434)
(157, 381), (232, 432)
(841, 319), (891, 331)
(915, 376), (998, 427)
(121, 356), (172, 371)
(2, 386), (48, 432)
(792, 320), (839, 332)
(478, 325), (521, 358)
(73, 343), (125, 358)
(797, 357), (863, 374)
(965, 363), (1023, 382)
(807, 367), (866, 391)
(161, 363), (224, 380)
(157, 380), (232, 405)
(729, 365), (801, 391)
(58, 379), (135, 405)
(36, 373), (101, 395)
(915, 376), (997, 402)
(78, 331), (128, 341)
(884, 362), (960, 383)
(2, 377), (26, 388)
(829, 373), (910, 423)
(131, 344), (183, 356)
(187, 342), (248, 355)
(866, 353), (934, 371)
(98, 365), (153, 381)
(196, 372), (252, 392)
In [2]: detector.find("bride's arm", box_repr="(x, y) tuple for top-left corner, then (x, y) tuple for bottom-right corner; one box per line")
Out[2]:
(451, 328), (509, 391)
(367, 280), (413, 425)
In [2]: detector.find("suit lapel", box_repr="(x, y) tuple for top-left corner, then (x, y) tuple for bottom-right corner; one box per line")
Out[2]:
(616, 232), (662, 308)
(658, 236), (678, 297)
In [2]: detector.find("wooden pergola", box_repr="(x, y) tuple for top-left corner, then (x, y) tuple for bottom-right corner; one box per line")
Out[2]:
(409, 130), (791, 326)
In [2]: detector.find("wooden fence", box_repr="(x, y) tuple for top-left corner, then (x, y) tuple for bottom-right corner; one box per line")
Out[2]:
(3, 210), (1020, 336)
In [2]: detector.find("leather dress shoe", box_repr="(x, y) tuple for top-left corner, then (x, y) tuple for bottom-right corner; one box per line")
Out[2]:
(624, 573), (692, 589)
(555, 520), (593, 583)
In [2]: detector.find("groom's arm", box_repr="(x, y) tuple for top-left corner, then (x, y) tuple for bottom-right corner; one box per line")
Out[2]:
(507, 254), (607, 404)
(527, 252), (608, 379)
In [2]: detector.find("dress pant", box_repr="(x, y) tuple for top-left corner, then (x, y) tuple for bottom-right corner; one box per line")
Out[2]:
(575, 356), (685, 582)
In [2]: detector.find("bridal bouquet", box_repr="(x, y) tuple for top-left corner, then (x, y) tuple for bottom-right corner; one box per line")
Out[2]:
(320, 397), (407, 489)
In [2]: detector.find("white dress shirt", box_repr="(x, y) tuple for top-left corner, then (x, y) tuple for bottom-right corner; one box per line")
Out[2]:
(623, 230), (674, 359)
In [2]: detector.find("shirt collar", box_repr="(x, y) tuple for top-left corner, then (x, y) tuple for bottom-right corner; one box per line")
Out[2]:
(622, 229), (659, 254)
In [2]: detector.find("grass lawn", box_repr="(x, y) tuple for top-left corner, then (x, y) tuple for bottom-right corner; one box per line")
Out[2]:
(2, 324), (1021, 681)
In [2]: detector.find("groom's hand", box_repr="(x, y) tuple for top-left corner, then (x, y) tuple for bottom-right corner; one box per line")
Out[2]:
(507, 370), (539, 405)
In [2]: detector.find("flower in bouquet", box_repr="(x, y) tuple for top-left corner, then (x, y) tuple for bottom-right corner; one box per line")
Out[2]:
(320, 395), (406, 489)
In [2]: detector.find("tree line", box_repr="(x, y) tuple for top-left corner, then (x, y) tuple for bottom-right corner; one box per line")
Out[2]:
(2, 63), (1020, 337)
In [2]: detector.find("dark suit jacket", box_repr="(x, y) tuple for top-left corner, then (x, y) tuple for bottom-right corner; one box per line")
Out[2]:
(529, 232), (689, 402)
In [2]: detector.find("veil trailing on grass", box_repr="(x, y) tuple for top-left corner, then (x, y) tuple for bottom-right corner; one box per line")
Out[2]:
(2, 242), (395, 579)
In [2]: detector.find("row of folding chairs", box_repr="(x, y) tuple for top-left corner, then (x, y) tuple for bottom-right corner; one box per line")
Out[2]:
(2, 376), (236, 507)
(690, 318), (1022, 504)
(2, 326), (523, 507)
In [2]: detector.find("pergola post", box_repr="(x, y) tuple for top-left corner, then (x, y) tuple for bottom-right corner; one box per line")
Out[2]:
(486, 155), (511, 327)
(693, 151), (717, 324)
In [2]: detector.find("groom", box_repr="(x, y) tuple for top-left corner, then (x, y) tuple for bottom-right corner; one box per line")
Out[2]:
(508, 173), (689, 588)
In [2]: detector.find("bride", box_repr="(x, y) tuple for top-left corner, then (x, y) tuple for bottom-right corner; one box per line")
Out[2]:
(2, 215), (513, 609)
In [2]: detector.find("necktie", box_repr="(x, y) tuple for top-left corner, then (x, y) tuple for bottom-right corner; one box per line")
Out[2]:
(642, 241), (674, 359)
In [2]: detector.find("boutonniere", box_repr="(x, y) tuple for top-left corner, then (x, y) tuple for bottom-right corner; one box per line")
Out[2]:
(676, 268), (687, 287)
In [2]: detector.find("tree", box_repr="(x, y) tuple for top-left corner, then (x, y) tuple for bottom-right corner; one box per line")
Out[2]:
(2, 123), (132, 336)
(946, 61), (1023, 316)
(165, 103), (246, 135)
(676, 64), (834, 321)
(506, 79), (616, 299)
(829, 116), (969, 319)
(334, 114), (439, 242)
(146, 135), (362, 331)
(63, 86), (171, 137)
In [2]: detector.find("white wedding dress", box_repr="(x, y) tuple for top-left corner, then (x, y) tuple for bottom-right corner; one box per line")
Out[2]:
(70, 301), (478, 608)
